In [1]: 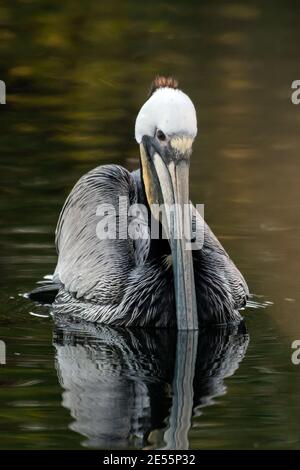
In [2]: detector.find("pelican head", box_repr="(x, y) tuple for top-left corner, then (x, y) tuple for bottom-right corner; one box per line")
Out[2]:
(135, 76), (198, 330)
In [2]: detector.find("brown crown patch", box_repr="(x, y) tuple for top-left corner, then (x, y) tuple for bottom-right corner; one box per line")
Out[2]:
(149, 76), (179, 97)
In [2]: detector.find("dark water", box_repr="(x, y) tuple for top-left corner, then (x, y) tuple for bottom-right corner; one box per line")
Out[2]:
(1, 0), (300, 449)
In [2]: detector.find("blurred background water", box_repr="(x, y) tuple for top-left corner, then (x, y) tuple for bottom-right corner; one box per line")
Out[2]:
(1, 0), (300, 450)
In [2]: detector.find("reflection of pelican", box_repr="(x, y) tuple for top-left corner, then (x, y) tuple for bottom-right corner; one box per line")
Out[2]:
(53, 317), (249, 449)
(29, 76), (248, 328)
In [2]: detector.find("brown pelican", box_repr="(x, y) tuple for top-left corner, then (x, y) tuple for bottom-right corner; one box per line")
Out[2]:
(29, 76), (249, 329)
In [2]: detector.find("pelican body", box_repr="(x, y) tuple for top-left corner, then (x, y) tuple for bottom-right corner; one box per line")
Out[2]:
(29, 77), (249, 329)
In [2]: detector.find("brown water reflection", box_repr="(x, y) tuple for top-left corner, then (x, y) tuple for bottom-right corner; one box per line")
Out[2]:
(1, 0), (300, 449)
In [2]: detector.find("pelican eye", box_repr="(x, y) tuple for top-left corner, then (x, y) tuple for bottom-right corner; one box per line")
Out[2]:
(156, 129), (166, 141)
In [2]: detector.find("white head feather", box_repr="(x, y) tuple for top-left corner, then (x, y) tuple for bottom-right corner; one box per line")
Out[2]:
(135, 87), (197, 144)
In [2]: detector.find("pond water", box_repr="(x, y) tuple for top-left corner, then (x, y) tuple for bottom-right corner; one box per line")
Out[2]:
(1, 0), (300, 450)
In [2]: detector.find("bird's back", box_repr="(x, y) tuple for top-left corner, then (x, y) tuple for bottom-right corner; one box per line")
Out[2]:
(43, 164), (249, 326)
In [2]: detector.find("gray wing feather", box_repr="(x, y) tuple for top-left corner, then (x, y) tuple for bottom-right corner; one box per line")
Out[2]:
(54, 165), (148, 305)
(203, 223), (249, 310)
(192, 206), (249, 317)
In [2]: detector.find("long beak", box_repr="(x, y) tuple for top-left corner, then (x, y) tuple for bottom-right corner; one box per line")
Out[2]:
(151, 147), (198, 330)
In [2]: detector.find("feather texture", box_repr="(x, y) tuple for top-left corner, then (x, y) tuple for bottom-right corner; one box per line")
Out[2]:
(52, 165), (249, 326)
